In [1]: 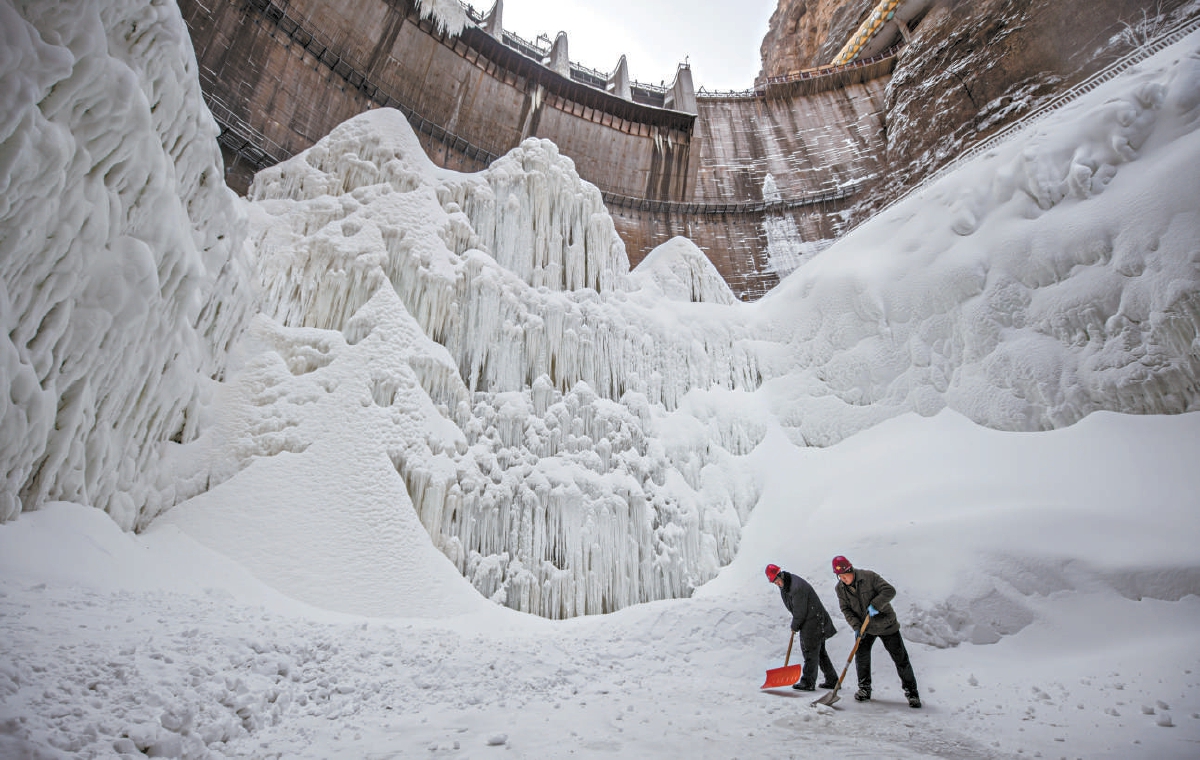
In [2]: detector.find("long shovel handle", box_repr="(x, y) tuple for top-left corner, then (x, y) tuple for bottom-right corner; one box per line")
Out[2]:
(812, 616), (873, 706)
(783, 630), (796, 666)
(834, 616), (872, 687)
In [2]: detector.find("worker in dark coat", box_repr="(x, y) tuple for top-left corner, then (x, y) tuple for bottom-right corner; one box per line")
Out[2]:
(831, 555), (921, 707)
(765, 563), (839, 691)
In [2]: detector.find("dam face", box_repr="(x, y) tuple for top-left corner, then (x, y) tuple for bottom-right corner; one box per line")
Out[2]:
(182, 0), (893, 299)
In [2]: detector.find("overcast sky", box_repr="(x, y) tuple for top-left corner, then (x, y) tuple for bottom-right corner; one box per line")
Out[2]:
(487, 0), (779, 91)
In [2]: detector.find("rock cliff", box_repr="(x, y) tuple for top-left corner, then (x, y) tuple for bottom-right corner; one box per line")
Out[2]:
(873, 0), (1199, 209)
(760, 0), (1200, 222)
(757, 0), (875, 77)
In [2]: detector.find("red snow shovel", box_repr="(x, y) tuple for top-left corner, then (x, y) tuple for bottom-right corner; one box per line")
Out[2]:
(760, 631), (803, 689)
(813, 616), (872, 706)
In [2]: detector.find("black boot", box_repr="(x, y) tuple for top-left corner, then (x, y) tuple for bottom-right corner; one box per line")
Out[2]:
(854, 688), (871, 702)
(818, 679), (837, 689)
(905, 689), (922, 708)
(792, 682), (816, 691)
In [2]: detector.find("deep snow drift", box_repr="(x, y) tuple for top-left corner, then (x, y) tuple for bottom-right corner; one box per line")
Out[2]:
(1, 0), (1199, 757)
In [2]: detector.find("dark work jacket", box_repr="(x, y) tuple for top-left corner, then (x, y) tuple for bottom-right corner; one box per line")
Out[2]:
(834, 568), (901, 637)
(778, 572), (837, 646)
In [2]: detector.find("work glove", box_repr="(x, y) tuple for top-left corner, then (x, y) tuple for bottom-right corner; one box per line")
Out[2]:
(867, 604), (879, 617)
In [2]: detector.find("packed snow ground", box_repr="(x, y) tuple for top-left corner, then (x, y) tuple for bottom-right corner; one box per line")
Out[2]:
(3, 410), (1200, 759)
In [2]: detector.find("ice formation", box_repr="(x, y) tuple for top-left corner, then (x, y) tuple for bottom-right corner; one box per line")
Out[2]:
(230, 33), (1200, 614)
(760, 173), (828, 278)
(413, 0), (468, 37)
(238, 111), (757, 615)
(0, 0), (253, 528)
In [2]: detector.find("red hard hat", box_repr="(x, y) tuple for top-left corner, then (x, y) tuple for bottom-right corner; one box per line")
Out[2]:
(832, 555), (853, 575)
(765, 563), (782, 582)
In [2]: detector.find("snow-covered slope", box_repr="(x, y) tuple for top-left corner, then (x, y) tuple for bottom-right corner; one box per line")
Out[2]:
(4, 410), (1199, 758)
(758, 46), (1200, 442)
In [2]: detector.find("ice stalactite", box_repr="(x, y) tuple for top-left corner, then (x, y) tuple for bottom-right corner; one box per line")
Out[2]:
(388, 377), (749, 618)
(440, 138), (630, 294)
(0, 0), (252, 527)
(413, 0), (469, 37)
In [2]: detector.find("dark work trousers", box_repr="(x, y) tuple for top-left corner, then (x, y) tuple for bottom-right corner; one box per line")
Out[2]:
(798, 637), (839, 688)
(855, 631), (918, 694)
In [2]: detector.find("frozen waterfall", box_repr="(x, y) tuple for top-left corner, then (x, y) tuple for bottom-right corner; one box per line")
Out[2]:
(239, 110), (759, 615)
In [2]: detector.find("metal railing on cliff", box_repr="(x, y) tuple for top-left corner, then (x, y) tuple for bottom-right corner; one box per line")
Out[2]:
(696, 45), (903, 100)
(601, 181), (862, 216)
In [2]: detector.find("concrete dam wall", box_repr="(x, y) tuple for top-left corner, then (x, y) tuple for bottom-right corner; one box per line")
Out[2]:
(182, 0), (893, 299)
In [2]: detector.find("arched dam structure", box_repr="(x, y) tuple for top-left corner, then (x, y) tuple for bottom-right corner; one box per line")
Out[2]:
(181, 0), (908, 300)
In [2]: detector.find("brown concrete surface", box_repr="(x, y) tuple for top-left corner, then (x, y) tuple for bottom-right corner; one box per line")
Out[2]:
(181, 0), (893, 299)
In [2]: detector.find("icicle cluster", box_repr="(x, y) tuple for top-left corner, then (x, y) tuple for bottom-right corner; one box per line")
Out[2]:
(760, 174), (828, 279)
(248, 111), (759, 410)
(392, 378), (749, 617)
(244, 109), (758, 615)
(0, 0), (253, 527)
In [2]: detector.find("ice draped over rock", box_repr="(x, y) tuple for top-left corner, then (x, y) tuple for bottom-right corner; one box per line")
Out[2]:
(243, 110), (755, 615)
(246, 112), (760, 405)
(0, 0), (253, 528)
(756, 59), (1200, 442)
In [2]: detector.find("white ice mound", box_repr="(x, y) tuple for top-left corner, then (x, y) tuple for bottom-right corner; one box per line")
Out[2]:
(227, 109), (758, 617)
(759, 42), (1200, 442)
(0, 0), (252, 528)
(629, 236), (737, 305)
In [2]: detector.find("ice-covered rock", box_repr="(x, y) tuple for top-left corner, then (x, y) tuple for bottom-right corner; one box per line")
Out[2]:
(757, 42), (1200, 443)
(0, 0), (253, 528)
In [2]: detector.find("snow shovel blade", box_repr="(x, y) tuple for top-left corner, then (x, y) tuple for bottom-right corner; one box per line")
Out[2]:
(760, 664), (802, 689)
(812, 684), (841, 706)
(813, 617), (870, 706)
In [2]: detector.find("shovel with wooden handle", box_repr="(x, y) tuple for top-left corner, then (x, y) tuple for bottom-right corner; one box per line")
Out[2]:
(812, 615), (872, 706)
(760, 631), (803, 689)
